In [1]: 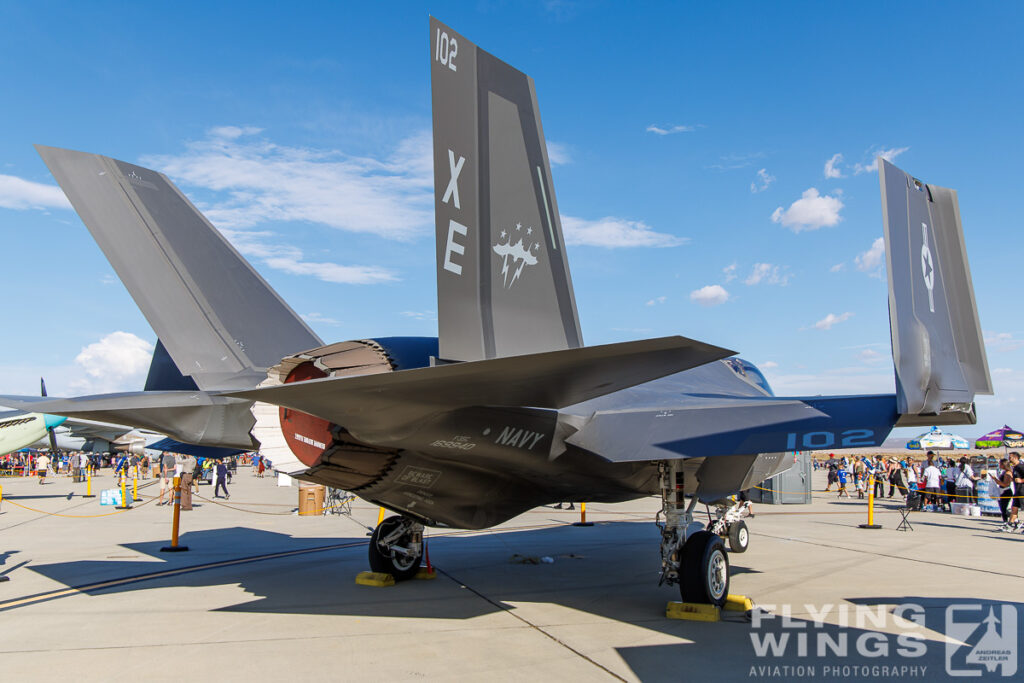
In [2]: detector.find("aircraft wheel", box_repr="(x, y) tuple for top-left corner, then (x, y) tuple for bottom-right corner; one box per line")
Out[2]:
(679, 531), (729, 606)
(369, 515), (422, 580)
(728, 519), (749, 553)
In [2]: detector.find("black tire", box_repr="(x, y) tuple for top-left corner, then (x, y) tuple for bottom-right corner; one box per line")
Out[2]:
(368, 515), (422, 580)
(728, 519), (749, 553)
(679, 531), (730, 606)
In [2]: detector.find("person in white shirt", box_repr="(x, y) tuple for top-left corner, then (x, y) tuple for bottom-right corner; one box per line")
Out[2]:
(955, 457), (979, 504)
(35, 453), (51, 485)
(922, 461), (942, 509)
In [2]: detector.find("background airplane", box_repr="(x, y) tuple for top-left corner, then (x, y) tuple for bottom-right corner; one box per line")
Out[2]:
(0, 19), (990, 606)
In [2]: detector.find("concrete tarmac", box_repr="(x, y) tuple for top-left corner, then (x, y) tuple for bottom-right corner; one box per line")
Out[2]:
(1, 468), (1022, 682)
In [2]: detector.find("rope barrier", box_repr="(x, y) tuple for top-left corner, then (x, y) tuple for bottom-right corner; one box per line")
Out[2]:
(0, 481), (159, 518)
(192, 491), (356, 517)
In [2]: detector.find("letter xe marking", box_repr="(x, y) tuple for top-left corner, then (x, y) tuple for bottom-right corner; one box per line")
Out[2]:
(443, 149), (465, 209)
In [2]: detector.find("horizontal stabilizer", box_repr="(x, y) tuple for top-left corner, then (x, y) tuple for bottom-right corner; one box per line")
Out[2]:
(36, 145), (322, 390)
(569, 394), (898, 462)
(0, 392), (256, 450)
(225, 336), (735, 443)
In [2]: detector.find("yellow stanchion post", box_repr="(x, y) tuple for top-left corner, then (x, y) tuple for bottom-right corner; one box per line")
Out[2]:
(573, 501), (594, 527)
(0, 484), (7, 582)
(160, 476), (189, 553)
(83, 469), (95, 498)
(859, 475), (882, 529)
(367, 506), (387, 537)
(132, 465), (141, 502)
(116, 471), (132, 510)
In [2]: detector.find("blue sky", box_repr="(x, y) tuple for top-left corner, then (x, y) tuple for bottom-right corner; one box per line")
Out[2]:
(0, 1), (1020, 439)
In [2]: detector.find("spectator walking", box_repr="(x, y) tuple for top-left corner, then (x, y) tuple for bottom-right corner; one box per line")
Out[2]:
(213, 459), (230, 499)
(36, 453), (50, 484)
(157, 451), (176, 505)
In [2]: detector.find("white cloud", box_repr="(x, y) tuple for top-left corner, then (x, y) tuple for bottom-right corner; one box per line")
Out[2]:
(855, 237), (885, 277)
(771, 188), (844, 232)
(264, 256), (395, 285)
(723, 263), (738, 282)
(72, 331), (154, 394)
(830, 263), (845, 273)
(750, 168), (775, 193)
(762, 366), (896, 397)
(858, 348), (884, 364)
(707, 152), (765, 171)
(853, 146), (909, 175)
(646, 124), (699, 135)
(221, 228), (396, 285)
(208, 125), (264, 140)
(824, 153), (844, 179)
(301, 312), (341, 326)
(400, 310), (437, 321)
(142, 126), (433, 241)
(560, 215), (687, 248)
(0, 174), (72, 211)
(760, 361), (779, 369)
(690, 284), (730, 306)
(646, 296), (667, 306)
(744, 262), (790, 286)
(811, 312), (854, 330)
(984, 331), (1024, 353)
(546, 141), (571, 166)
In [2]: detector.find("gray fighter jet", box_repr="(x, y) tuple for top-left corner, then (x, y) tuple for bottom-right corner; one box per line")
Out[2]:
(0, 18), (991, 606)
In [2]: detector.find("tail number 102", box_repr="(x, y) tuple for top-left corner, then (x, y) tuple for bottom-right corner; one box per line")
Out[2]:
(785, 429), (874, 450)
(435, 29), (458, 72)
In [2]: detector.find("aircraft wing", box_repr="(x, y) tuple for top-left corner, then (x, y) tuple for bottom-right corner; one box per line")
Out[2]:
(567, 393), (898, 462)
(226, 336), (734, 442)
(0, 392), (256, 450)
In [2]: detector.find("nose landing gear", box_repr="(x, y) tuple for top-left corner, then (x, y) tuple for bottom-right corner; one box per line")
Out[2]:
(657, 461), (731, 606)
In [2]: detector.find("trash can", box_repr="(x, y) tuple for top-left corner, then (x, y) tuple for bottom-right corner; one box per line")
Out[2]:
(298, 483), (326, 516)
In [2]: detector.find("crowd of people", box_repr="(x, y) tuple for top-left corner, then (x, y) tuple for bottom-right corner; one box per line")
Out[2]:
(818, 450), (1024, 532)
(1, 449), (262, 510)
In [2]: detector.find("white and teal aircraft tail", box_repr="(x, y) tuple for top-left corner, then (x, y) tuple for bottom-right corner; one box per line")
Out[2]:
(0, 411), (66, 457)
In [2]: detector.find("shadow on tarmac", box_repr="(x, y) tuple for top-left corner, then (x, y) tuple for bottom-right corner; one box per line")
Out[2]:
(18, 522), (1023, 681)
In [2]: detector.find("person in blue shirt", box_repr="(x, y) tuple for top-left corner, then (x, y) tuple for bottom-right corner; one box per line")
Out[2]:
(214, 458), (230, 499)
(837, 462), (850, 498)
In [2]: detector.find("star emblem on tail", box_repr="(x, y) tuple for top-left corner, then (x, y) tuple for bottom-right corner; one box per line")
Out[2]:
(493, 222), (541, 288)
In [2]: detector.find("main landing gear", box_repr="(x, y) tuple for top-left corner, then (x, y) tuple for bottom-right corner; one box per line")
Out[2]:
(369, 515), (424, 580)
(657, 461), (730, 606)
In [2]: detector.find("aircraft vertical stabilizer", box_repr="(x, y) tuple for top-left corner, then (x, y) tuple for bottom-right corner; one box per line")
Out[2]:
(430, 17), (583, 361)
(880, 159), (992, 425)
(35, 146), (323, 390)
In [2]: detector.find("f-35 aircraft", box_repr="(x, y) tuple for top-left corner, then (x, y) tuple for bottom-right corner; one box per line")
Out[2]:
(0, 18), (991, 606)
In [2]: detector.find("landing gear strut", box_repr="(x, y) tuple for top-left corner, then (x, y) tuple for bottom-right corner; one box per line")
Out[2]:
(369, 515), (424, 580)
(657, 461), (730, 606)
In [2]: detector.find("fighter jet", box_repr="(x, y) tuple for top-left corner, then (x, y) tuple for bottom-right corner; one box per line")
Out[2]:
(0, 18), (991, 606)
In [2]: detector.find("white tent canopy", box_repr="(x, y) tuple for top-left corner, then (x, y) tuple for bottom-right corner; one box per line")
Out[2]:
(906, 426), (970, 450)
